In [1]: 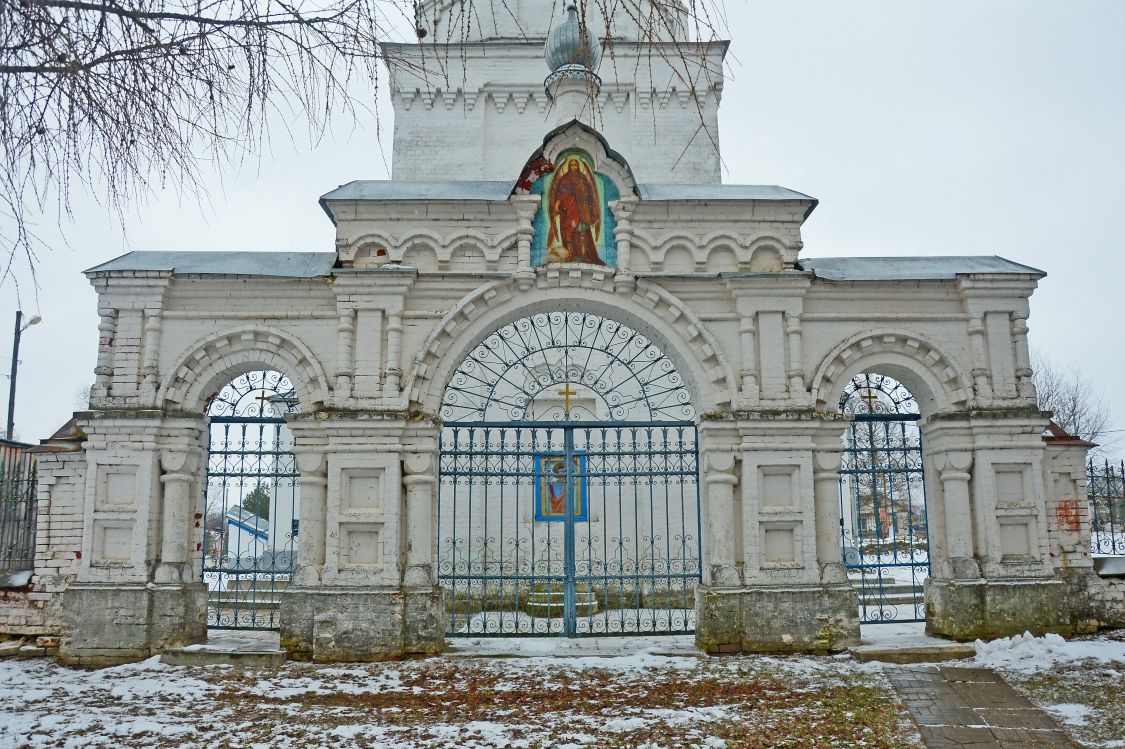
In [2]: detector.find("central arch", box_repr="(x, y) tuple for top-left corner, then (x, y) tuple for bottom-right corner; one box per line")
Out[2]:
(436, 309), (702, 637)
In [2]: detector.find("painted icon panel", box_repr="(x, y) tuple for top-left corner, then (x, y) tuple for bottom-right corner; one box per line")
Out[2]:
(531, 149), (619, 267)
(534, 453), (588, 522)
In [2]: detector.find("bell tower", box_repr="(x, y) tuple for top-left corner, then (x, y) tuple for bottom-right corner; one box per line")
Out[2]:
(383, 0), (727, 184)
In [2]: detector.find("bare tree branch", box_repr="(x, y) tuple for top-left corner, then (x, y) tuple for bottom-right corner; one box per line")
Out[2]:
(1033, 350), (1115, 453)
(1, 0), (728, 296)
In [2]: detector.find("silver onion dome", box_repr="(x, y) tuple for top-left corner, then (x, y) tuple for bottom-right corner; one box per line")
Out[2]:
(544, 3), (602, 72)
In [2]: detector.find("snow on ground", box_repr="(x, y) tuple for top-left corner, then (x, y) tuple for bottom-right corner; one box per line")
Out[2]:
(972, 630), (1125, 673)
(0, 641), (920, 749)
(973, 631), (1125, 749)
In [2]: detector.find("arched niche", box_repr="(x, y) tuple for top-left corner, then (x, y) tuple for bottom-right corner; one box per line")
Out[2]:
(407, 272), (738, 419)
(158, 326), (330, 414)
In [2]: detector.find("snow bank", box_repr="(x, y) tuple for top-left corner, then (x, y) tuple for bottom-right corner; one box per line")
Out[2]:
(973, 631), (1125, 673)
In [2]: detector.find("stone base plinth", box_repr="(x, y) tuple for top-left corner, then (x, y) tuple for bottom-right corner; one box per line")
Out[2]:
(1058, 568), (1125, 632)
(926, 577), (1071, 641)
(59, 582), (207, 666)
(695, 583), (859, 654)
(279, 586), (444, 662)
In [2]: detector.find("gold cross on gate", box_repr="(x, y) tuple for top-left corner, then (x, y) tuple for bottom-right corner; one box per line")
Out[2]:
(558, 384), (578, 415)
(859, 389), (880, 411)
(254, 391), (272, 412)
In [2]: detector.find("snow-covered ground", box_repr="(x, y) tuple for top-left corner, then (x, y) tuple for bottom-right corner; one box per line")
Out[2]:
(0, 640), (915, 749)
(1, 629), (1122, 748)
(971, 631), (1125, 749)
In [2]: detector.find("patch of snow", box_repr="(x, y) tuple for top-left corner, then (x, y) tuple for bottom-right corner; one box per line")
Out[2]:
(1044, 702), (1091, 726)
(973, 631), (1125, 673)
(603, 716), (649, 732)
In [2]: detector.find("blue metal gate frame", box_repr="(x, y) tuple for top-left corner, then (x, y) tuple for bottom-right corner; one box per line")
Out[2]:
(839, 412), (930, 623)
(438, 420), (701, 637)
(201, 371), (299, 631)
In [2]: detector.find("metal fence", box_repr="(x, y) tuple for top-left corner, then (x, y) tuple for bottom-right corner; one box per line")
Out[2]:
(0, 440), (37, 571)
(1088, 459), (1125, 556)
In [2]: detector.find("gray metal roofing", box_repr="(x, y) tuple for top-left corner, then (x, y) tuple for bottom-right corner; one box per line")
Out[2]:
(84, 251), (337, 277)
(85, 251), (1046, 280)
(636, 184), (815, 202)
(319, 180), (514, 202)
(318, 181), (816, 203)
(798, 256), (1045, 281)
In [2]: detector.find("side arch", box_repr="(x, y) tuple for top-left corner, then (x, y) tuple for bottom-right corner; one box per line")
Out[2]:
(405, 270), (739, 418)
(810, 330), (972, 415)
(158, 325), (331, 412)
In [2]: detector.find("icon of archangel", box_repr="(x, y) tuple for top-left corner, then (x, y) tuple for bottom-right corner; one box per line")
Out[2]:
(535, 453), (587, 522)
(529, 149), (618, 267)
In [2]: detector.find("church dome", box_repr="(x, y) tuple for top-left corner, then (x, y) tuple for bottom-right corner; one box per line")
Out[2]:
(544, 3), (602, 72)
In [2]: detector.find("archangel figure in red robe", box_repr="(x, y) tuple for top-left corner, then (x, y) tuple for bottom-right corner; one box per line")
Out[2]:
(546, 158), (604, 265)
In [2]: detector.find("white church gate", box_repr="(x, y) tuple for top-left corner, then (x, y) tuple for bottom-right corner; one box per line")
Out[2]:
(838, 373), (930, 623)
(437, 311), (702, 636)
(202, 370), (300, 630)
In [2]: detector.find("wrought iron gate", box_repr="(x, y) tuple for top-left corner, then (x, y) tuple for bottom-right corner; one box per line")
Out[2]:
(0, 440), (36, 577)
(439, 421), (700, 636)
(202, 370), (299, 630)
(838, 373), (930, 623)
(438, 310), (701, 637)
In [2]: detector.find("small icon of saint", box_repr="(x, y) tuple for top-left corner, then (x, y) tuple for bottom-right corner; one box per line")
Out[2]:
(547, 156), (604, 265)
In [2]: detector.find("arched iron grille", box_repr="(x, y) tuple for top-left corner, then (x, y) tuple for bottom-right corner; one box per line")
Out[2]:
(438, 312), (701, 638)
(202, 370), (300, 630)
(441, 311), (695, 423)
(838, 373), (929, 623)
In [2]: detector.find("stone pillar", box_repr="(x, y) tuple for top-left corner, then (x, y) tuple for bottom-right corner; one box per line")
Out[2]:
(697, 414), (859, 655)
(60, 414), (206, 666)
(812, 424), (847, 584)
(703, 452), (740, 588)
(279, 412), (443, 661)
(335, 308), (356, 398)
(1011, 313), (1036, 401)
(738, 314), (758, 405)
(402, 452), (437, 588)
(609, 199), (637, 292)
(384, 310), (404, 396)
(933, 450), (980, 580)
(139, 310), (162, 401)
(512, 195), (540, 290)
(925, 418), (1073, 641)
(154, 448), (198, 584)
(90, 308), (116, 403)
(785, 313), (804, 397)
(291, 449), (327, 587)
(968, 316), (994, 401)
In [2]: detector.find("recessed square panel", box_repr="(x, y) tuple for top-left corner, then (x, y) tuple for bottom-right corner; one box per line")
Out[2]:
(760, 467), (795, 508)
(999, 519), (1032, 558)
(344, 471), (384, 513)
(995, 466), (1026, 505)
(93, 521), (133, 562)
(763, 527), (795, 563)
(340, 523), (383, 567)
(97, 466), (138, 509)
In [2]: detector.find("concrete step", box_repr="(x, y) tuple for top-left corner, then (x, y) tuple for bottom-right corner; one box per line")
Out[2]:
(162, 645), (285, 667)
(209, 599), (283, 611)
(220, 580), (290, 594)
(523, 590), (600, 617)
(849, 643), (975, 664)
(858, 594), (922, 605)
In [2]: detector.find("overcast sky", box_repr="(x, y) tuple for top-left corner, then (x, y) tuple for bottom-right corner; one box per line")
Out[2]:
(2, 0), (1123, 449)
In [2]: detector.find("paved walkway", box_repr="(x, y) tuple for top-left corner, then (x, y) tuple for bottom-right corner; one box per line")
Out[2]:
(886, 665), (1078, 748)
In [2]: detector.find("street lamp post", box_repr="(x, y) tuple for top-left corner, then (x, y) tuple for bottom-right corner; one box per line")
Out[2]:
(6, 310), (43, 442)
